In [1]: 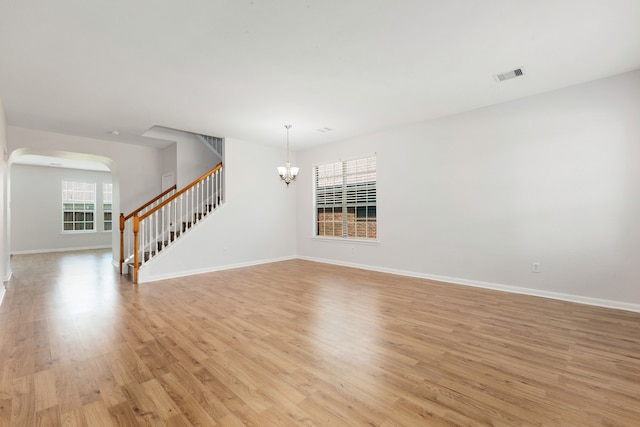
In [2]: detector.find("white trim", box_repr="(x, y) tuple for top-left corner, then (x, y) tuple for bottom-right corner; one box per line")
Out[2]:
(311, 236), (379, 245)
(338, 152), (377, 163)
(297, 256), (640, 314)
(61, 230), (98, 235)
(11, 245), (111, 255)
(137, 255), (297, 284)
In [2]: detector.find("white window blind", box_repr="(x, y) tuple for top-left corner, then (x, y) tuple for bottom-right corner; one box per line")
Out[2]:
(315, 155), (376, 239)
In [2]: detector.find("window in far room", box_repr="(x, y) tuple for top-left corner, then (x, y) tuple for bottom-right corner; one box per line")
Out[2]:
(315, 154), (377, 240)
(62, 181), (96, 232)
(103, 182), (113, 231)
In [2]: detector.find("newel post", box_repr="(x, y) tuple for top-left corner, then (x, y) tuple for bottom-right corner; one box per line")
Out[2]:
(133, 214), (140, 284)
(119, 213), (125, 274)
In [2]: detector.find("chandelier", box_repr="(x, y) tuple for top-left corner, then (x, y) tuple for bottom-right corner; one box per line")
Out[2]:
(277, 124), (299, 186)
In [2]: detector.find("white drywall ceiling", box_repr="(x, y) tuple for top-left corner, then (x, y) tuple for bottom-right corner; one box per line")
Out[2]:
(1, 0), (639, 150)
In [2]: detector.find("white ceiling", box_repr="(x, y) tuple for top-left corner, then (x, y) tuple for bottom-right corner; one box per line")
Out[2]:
(1, 0), (639, 151)
(11, 154), (110, 172)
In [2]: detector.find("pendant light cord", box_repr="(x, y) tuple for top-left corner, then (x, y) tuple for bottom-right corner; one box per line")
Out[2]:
(285, 124), (291, 162)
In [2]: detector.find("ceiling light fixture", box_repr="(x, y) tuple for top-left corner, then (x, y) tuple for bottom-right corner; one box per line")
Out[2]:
(277, 124), (299, 186)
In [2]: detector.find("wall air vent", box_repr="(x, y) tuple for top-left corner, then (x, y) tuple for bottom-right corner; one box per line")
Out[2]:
(494, 67), (525, 82)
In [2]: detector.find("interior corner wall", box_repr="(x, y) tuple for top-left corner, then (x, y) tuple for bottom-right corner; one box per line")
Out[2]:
(0, 97), (9, 281)
(162, 143), (177, 177)
(142, 127), (222, 189)
(138, 137), (297, 283)
(10, 165), (113, 253)
(296, 70), (640, 307)
(175, 133), (221, 188)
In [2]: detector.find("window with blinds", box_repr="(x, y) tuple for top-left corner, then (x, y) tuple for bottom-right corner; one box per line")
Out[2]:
(62, 181), (96, 232)
(103, 183), (113, 231)
(315, 155), (376, 239)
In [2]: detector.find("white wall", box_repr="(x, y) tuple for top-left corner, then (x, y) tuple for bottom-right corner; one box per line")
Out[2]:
(0, 97), (9, 281)
(162, 143), (177, 179)
(8, 127), (165, 213)
(10, 165), (112, 253)
(176, 133), (222, 188)
(143, 126), (221, 188)
(7, 126), (165, 263)
(138, 137), (297, 282)
(296, 70), (640, 309)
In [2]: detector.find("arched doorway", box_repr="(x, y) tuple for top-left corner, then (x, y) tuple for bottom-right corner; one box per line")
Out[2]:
(6, 148), (120, 277)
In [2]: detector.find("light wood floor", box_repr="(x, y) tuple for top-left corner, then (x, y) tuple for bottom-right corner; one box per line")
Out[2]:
(1, 250), (639, 426)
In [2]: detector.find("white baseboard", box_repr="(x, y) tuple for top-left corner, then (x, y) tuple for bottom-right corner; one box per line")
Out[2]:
(138, 255), (298, 284)
(11, 245), (112, 255)
(297, 256), (640, 313)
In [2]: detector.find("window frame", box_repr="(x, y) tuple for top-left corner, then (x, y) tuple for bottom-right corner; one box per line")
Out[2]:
(313, 154), (377, 241)
(102, 182), (113, 232)
(61, 180), (97, 233)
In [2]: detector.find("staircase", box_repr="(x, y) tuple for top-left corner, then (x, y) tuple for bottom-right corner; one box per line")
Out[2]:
(120, 163), (224, 283)
(198, 134), (223, 158)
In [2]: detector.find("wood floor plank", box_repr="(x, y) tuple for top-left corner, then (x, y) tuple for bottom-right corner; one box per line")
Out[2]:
(60, 407), (88, 427)
(157, 371), (218, 427)
(105, 401), (139, 427)
(119, 382), (164, 426)
(9, 374), (36, 426)
(199, 356), (275, 414)
(81, 401), (113, 427)
(140, 379), (181, 421)
(85, 356), (126, 409)
(35, 405), (61, 427)
(67, 360), (101, 407)
(190, 366), (244, 416)
(0, 367), (12, 402)
(34, 369), (57, 412)
(165, 363), (229, 420)
(1, 249), (639, 426)
(0, 398), (11, 427)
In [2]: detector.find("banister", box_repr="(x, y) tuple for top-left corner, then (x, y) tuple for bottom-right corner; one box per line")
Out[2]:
(133, 215), (140, 284)
(123, 162), (224, 283)
(139, 163), (222, 222)
(119, 213), (125, 274)
(120, 184), (178, 276)
(123, 184), (177, 221)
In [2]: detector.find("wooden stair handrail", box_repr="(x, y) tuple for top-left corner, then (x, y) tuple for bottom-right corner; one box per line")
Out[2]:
(139, 163), (222, 222)
(126, 162), (224, 282)
(123, 184), (177, 221)
(133, 215), (140, 283)
(120, 184), (177, 274)
(119, 213), (125, 274)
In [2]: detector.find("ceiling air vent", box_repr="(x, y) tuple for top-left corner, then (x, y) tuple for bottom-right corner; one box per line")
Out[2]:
(494, 67), (525, 82)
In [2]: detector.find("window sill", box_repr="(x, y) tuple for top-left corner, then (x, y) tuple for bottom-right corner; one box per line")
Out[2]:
(61, 231), (97, 235)
(311, 236), (379, 245)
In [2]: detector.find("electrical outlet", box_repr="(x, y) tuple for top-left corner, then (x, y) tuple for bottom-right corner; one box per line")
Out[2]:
(223, 247), (229, 254)
(532, 262), (541, 273)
